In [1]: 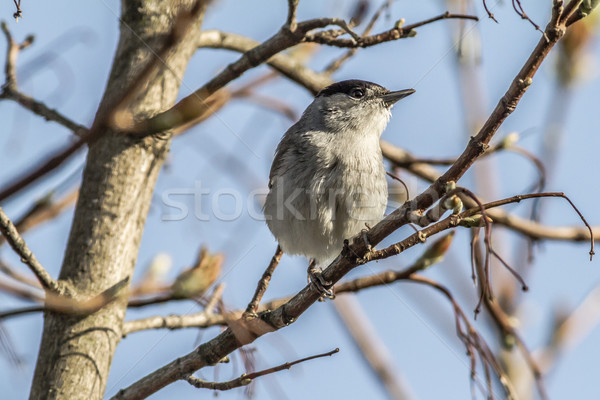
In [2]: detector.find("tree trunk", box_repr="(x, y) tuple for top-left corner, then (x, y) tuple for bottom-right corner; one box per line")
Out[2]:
(29, 2), (205, 399)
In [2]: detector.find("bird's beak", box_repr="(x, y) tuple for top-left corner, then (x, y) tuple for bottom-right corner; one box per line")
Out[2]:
(381, 89), (415, 106)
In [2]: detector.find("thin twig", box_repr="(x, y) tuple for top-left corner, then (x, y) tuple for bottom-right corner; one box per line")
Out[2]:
(0, 206), (61, 293)
(0, 21), (88, 203)
(381, 140), (599, 243)
(0, 89), (89, 136)
(0, 305), (44, 320)
(122, 284), (226, 336)
(196, 30), (333, 95)
(286, 0), (300, 31)
(121, 309), (228, 337)
(110, 0), (209, 127)
(0, 277), (127, 317)
(323, 0), (393, 74)
(0, 189), (78, 247)
(0, 2), (208, 202)
(305, 12), (478, 47)
(0, 22), (87, 136)
(0, 139), (87, 202)
(244, 246), (283, 317)
(0, 259), (40, 288)
(482, 0), (499, 23)
(407, 275), (518, 399)
(365, 191), (594, 263)
(184, 348), (339, 391)
(512, 0), (543, 34)
(12, 0), (22, 21)
(126, 12), (476, 135)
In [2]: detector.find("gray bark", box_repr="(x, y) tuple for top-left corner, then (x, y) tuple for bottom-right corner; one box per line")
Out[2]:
(29, 2), (205, 399)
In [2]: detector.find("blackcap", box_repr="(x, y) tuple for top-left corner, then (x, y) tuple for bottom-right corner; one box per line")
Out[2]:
(263, 80), (415, 292)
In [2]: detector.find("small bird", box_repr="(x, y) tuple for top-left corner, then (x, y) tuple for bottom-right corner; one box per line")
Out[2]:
(263, 80), (414, 294)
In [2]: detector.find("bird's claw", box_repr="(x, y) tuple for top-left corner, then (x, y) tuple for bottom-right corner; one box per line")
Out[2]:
(308, 267), (335, 299)
(361, 228), (372, 253)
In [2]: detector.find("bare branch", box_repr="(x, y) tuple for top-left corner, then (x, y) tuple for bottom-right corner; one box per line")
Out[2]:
(122, 284), (226, 337)
(244, 246), (283, 317)
(184, 348), (339, 391)
(1, 21), (32, 88)
(286, 0), (300, 31)
(0, 206), (62, 293)
(470, 234), (548, 399)
(0, 277), (127, 318)
(122, 17), (358, 135)
(0, 23), (90, 203)
(196, 30), (332, 95)
(0, 258), (41, 288)
(0, 22), (88, 136)
(0, 139), (87, 202)
(305, 12), (478, 48)
(122, 309), (228, 337)
(0, 1), (209, 203)
(368, 192), (594, 264)
(0, 190), (78, 247)
(512, 0), (544, 34)
(408, 275), (520, 399)
(323, 0), (394, 74)
(110, 0), (210, 127)
(380, 140), (599, 244)
(0, 305), (44, 320)
(114, 234), (455, 336)
(125, 12), (476, 135)
(482, 0), (499, 23)
(12, 1), (22, 21)
(0, 89), (89, 137)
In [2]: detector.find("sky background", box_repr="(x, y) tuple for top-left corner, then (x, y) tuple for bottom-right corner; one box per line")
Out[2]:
(0, 1), (599, 399)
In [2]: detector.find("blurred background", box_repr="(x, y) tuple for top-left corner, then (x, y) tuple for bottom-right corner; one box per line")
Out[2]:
(0, 0), (599, 399)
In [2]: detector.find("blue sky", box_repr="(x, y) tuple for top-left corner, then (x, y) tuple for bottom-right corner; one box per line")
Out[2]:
(0, 1), (599, 399)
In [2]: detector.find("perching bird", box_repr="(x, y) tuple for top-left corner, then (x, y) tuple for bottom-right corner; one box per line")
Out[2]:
(263, 80), (415, 294)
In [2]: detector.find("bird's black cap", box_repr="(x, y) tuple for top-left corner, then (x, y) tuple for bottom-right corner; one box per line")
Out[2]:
(317, 79), (388, 97)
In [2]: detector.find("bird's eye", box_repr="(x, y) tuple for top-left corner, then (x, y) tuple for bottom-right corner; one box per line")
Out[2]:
(350, 88), (365, 99)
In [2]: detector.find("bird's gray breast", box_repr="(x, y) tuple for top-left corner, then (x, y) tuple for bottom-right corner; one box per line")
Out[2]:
(264, 129), (387, 263)
(324, 142), (388, 241)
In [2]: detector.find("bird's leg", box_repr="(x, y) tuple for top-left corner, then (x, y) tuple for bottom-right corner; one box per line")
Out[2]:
(341, 225), (373, 265)
(307, 259), (335, 299)
(362, 223), (373, 253)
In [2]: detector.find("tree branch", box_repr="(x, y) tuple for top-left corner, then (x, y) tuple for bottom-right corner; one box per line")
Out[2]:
(0, 206), (63, 293)
(0, 1), (209, 203)
(0, 88), (89, 137)
(244, 245), (283, 317)
(0, 189), (78, 247)
(122, 284), (226, 337)
(0, 22), (88, 136)
(323, 0), (394, 74)
(124, 12), (476, 135)
(285, 0), (300, 31)
(183, 348), (339, 391)
(196, 30), (332, 95)
(304, 12), (478, 47)
(407, 274), (519, 398)
(380, 140), (599, 243)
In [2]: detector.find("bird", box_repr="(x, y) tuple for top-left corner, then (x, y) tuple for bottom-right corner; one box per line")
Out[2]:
(263, 79), (415, 295)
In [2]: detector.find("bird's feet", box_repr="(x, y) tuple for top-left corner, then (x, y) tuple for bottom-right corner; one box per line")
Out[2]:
(362, 224), (373, 253)
(307, 261), (335, 299)
(341, 225), (373, 265)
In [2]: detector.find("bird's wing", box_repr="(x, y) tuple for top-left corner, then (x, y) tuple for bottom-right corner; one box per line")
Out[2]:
(268, 122), (306, 189)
